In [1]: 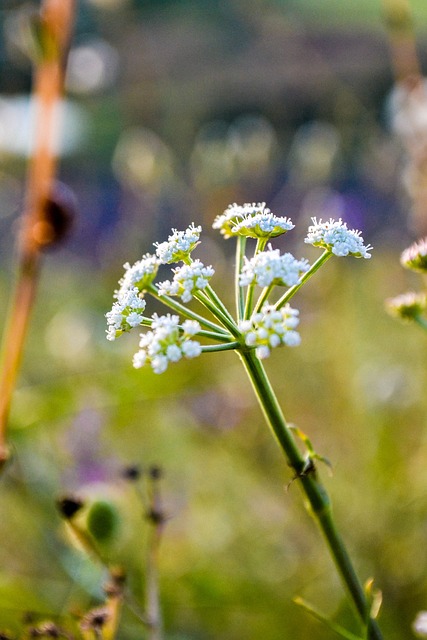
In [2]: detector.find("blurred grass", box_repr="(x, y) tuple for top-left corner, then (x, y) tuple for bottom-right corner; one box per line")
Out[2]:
(0, 238), (426, 638)
(289, 0), (427, 29)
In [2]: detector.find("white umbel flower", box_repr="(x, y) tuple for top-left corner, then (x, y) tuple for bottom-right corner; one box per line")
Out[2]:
(132, 313), (202, 374)
(305, 217), (372, 258)
(239, 304), (301, 358)
(232, 211), (294, 239)
(117, 253), (159, 296)
(154, 223), (202, 264)
(213, 202), (294, 240)
(239, 245), (309, 287)
(157, 259), (215, 302)
(212, 202), (252, 238)
(413, 611), (427, 637)
(106, 288), (146, 340)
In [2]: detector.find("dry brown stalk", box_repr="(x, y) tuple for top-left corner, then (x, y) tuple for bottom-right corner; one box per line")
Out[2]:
(0, 0), (76, 466)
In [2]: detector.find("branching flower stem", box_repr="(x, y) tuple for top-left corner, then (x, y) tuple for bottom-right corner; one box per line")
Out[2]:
(139, 317), (230, 343)
(108, 208), (380, 635)
(238, 348), (383, 640)
(275, 249), (332, 309)
(235, 236), (247, 321)
(194, 290), (240, 337)
(201, 341), (241, 353)
(244, 238), (269, 319)
(204, 284), (238, 326)
(253, 284), (274, 314)
(148, 286), (228, 335)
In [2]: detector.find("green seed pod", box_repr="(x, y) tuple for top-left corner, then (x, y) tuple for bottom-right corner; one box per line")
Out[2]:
(86, 500), (119, 543)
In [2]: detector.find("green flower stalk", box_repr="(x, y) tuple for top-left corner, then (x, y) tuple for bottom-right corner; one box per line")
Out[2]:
(106, 203), (382, 638)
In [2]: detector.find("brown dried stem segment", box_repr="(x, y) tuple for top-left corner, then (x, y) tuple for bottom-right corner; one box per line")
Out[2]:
(145, 467), (166, 640)
(0, 0), (76, 467)
(381, 0), (420, 81)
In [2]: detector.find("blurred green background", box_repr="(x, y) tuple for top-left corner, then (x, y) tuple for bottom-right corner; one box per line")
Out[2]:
(1, 0), (427, 637)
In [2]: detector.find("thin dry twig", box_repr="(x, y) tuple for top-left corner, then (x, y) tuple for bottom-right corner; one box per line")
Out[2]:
(0, 0), (76, 466)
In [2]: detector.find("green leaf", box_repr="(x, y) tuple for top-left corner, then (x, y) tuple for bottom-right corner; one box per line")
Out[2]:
(293, 597), (364, 640)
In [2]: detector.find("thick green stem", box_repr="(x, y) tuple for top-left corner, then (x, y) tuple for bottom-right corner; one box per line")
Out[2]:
(238, 349), (383, 640)
(275, 250), (332, 309)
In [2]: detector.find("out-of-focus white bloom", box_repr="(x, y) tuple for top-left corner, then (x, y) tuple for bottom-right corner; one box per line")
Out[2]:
(239, 304), (300, 358)
(117, 253), (159, 297)
(386, 291), (427, 321)
(413, 611), (427, 637)
(239, 245), (309, 287)
(157, 259), (215, 302)
(231, 211), (294, 239)
(154, 223), (201, 264)
(305, 217), (372, 258)
(388, 79), (427, 149)
(106, 288), (146, 340)
(213, 201), (293, 240)
(132, 313), (202, 373)
(401, 237), (427, 272)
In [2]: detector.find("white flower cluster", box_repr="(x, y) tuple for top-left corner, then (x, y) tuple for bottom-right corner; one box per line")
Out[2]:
(212, 202), (262, 238)
(133, 314), (202, 374)
(117, 254), (160, 296)
(154, 223), (202, 264)
(213, 202), (292, 240)
(106, 253), (158, 340)
(413, 611), (427, 637)
(239, 304), (300, 359)
(232, 212), (294, 239)
(106, 288), (146, 340)
(305, 218), (372, 258)
(240, 246), (309, 287)
(157, 259), (215, 302)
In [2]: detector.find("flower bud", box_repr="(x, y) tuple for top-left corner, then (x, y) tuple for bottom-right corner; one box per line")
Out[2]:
(35, 182), (76, 250)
